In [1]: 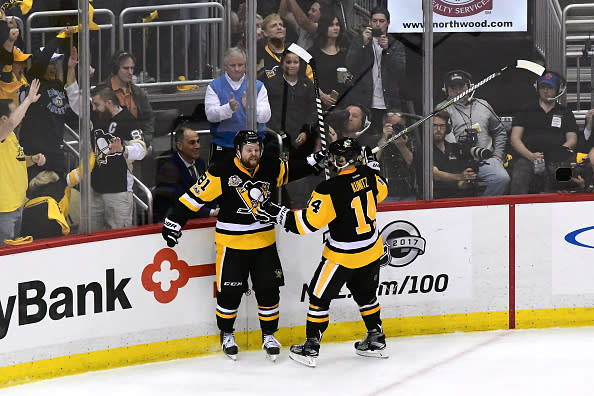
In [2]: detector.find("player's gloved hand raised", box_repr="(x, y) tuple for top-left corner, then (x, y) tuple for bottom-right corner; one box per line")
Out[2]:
(162, 217), (182, 247)
(306, 150), (327, 175)
(255, 200), (289, 226)
(362, 146), (380, 171)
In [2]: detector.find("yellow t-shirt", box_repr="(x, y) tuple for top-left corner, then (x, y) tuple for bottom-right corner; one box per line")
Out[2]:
(0, 132), (27, 212)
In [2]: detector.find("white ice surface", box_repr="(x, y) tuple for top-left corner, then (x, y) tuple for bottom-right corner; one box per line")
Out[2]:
(3, 326), (594, 396)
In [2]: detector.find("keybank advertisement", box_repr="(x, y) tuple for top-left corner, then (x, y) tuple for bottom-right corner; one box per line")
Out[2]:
(0, 206), (500, 359)
(387, 0), (528, 33)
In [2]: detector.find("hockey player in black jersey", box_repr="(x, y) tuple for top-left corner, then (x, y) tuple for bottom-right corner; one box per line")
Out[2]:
(255, 137), (389, 367)
(161, 130), (326, 361)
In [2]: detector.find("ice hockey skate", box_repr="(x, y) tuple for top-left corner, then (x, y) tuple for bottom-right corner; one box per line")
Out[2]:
(354, 330), (388, 358)
(221, 331), (238, 360)
(262, 333), (281, 362)
(289, 338), (320, 367)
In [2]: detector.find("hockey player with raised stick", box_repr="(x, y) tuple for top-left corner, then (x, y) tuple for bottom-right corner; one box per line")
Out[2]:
(161, 130), (326, 361)
(255, 137), (389, 367)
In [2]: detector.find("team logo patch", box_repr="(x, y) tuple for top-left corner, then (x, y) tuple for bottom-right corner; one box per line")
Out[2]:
(93, 128), (120, 165)
(379, 220), (426, 267)
(228, 175), (242, 187)
(236, 180), (271, 218)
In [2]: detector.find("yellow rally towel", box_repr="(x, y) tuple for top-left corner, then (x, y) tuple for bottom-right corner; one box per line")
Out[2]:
(3, 236), (33, 245)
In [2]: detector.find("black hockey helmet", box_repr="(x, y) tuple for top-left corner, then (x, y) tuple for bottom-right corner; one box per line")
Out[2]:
(329, 137), (361, 168)
(233, 130), (263, 153)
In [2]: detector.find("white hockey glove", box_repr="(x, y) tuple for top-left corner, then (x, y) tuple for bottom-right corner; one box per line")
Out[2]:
(255, 201), (289, 226)
(362, 146), (380, 172)
(306, 150), (327, 175)
(162, 217), (182, 247)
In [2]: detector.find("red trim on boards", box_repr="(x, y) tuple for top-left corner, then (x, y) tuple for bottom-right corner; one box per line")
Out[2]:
(508, 204), (516, 329)
(0, 217), (217, 257)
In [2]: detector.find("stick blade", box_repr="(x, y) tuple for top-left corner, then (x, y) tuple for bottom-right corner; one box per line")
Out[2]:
(516, 60), (546, 76)
(287, 43), (312, 63)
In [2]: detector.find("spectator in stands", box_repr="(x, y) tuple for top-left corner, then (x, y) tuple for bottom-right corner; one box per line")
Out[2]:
(264, 49), (318, 208)
(375, 110), (418, 201)
(509, 71), (578, 194)
(105, 50), (155, 147)
(67, 85), (146, 232)
(264, 49), (317, 158)
(257, 13), (288, 80)
(10, 47), (30, 102)
(325, 103), (373, 147)
(205, 47), (271, 164)
(345, 7), (405, 139)
(438, 69), (510, 196)
(0, 81), (45, 245)
(153, 126), (218, 222)
(432, 110), (477, 199)
(308, 14), (349, 109)
(0, 16), (23, 103)
(236, 13), (265, 52)
(18, 38), (79, 179)
(278, 0), (321, 51)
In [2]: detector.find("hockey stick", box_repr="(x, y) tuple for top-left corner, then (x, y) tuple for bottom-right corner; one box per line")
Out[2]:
(371, 60), (546, 154)
(287, 43), (330, 180)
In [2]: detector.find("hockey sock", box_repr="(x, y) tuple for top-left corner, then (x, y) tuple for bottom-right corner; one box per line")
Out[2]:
(305, 301), (330, 340)
(357, 297), (382, 332)
(255, 288), (280, 335)
(216, 291), (243, 332)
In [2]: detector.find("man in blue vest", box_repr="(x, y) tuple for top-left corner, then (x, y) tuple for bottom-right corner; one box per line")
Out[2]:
(205, 47), (271, 164)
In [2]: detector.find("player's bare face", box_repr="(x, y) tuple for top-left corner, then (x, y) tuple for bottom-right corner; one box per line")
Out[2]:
(239, 143), (261, 169)
(225, 54), (246, 82)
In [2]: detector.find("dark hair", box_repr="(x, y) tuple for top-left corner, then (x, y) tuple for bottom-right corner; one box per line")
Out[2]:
(174, 125), (194, 145)
(110, 50), (136, 75)
(282, 50), (308, 79)
(370, 6), (390, 22)
(0, 99), (11, 118)
(91, 84), (118, 104)
(314, 14), (349, 51)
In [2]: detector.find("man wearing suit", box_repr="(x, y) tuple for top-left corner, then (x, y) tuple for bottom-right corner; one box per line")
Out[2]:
(153, 126), (218, 222)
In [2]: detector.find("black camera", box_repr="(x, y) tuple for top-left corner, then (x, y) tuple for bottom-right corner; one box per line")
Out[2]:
(371, 28), (383, 37)
(325, 108), (350, 131)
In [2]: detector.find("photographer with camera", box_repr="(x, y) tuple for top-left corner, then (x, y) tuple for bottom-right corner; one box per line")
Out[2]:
(345, 7), (405, 141)
(375, 110), (418, 201)
(438, 70), (510, 196)
(509, 71), (578, 194)
(432, 111), (478, 198)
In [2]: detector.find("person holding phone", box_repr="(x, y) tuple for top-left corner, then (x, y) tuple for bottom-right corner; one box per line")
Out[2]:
(345, 7), (405, 143)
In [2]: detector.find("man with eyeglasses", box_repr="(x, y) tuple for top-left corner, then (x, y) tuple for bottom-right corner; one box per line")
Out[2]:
(432, 111), (477, 198)
(375, 110), (418, 201)
(153, 126), (218, 222)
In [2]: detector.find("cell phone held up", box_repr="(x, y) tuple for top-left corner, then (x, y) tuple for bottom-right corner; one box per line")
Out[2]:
(371, 28), (383, 37)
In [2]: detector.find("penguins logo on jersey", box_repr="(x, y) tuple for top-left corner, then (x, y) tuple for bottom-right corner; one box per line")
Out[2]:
(236, 180), (271, 218)
(93, 128), (120, 165)
(379, 220), (426, 267)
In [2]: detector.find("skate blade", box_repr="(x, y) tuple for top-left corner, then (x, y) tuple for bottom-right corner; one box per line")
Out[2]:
(289, 352), (317, 367)
(265, 352), (278, 362)
(224, 352), (237, 361)
(355, 349), (389, 359)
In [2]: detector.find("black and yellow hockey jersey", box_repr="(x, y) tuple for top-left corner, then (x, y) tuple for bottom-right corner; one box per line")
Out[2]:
(284, 165), (388, 268)
(178, 154), (312, 250)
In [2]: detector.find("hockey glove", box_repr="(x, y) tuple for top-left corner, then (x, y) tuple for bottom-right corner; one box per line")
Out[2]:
(255, 201), (289, 226)
(162, 217), (183, 247)
(362, 146), (380, 172)
(306, 150), (327, 175)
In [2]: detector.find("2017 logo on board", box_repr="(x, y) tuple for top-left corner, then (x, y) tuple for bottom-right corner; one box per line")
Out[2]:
(379, 220), (426, 268)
